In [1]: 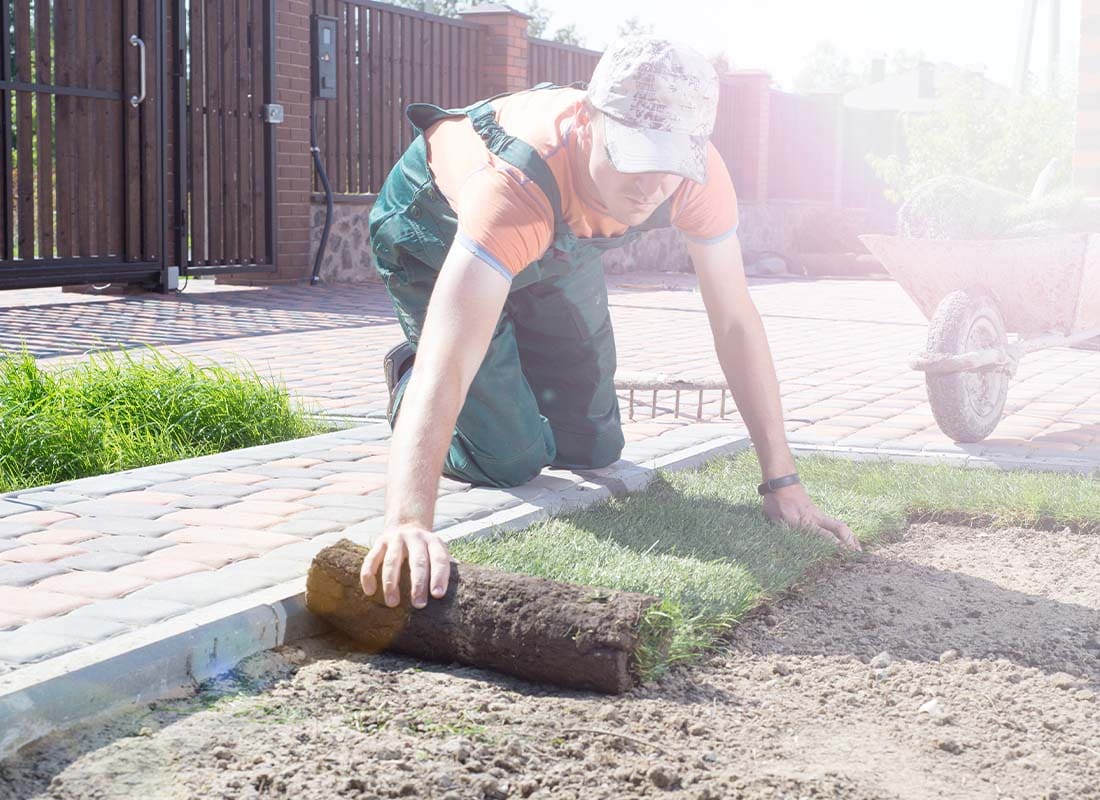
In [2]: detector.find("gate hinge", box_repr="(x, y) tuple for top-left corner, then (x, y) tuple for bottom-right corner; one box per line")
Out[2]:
(262, 104), (285, 124)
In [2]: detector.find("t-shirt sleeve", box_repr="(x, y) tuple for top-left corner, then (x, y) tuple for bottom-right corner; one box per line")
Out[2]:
(669, 143), (739, 245)
(453, 163), (555, 279)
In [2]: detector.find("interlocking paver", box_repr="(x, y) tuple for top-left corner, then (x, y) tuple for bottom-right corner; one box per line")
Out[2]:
(53, 500), (176, 519)
(285, 506), (377, 525)
(0, 563), (67, 587)
(34, 571), (150, 599)
(247, 488), (314, 503)
(162, 526), (301, 551)
(2, 510), (77, 526)
(115, 558), (209, 582)
(0, 612), (24, 630)
(55, 551), (143, 572)
(0, 543), (88, 563)
(0, 631), (82, 664)
(146, 542), (259, 568)
(79, 535), (175, 556)
(0, 586), (90, 619)
(51, 517), (182, 537)
(11, 616), (131, 645)
(268, 519), (346, 537)
(0, 523), (44, 540)
(67, 596), (192, 626)
(158, 508), (285, 530)
(18, 528), (100, 546)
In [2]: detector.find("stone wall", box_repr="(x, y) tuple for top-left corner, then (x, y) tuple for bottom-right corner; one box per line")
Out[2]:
(309, 196), (881, 284)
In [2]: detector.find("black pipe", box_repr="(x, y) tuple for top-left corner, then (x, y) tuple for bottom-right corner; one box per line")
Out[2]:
(310, 99), (334, 286)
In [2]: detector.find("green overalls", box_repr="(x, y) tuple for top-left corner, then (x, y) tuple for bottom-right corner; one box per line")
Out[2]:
(368, 84), (673, 488)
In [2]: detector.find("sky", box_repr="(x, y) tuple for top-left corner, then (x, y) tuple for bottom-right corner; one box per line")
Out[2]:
(532, 0), (1083, 91)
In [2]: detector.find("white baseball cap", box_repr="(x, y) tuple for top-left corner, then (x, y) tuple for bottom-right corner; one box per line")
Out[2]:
(587, 36), (719, 184)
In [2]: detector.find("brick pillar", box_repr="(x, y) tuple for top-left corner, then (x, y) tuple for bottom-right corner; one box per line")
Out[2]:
(458, 4), (531, 98)
(221, 0), (313, 285)
(1075, 0), (1100, 195)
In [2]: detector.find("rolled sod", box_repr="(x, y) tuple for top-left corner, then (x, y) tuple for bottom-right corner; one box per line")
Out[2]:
(305, 539), (668, 693)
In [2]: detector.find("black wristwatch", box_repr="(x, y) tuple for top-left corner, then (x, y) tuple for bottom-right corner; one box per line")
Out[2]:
(757, 473), (800, 496)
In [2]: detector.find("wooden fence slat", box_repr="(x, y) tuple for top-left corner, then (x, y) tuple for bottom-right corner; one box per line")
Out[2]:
(15, 0), (34, 259)
(139, 0), (160, 261)
(369, 7), (382, 192)
(251, 0), (267, 263)
(357, 6), (369, 194)
(189, 0), (207, 265)
(121, 0), (141, 261)
(333, 1), (345, 192)
(221, 0), (239, 263)
(237, 0), (254, 263)
(92, 0), (111, 258)
(106, 1), (125, 257)
(35, 0), (54, 259)
(206, 0), (223, 264)
(400, 14), (412, 155)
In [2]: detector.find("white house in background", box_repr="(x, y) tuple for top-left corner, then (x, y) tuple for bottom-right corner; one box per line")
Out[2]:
(843, 60), (1013, 113)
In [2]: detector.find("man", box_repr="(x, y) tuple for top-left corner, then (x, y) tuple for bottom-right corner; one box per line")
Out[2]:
(363, 36), (860, 609)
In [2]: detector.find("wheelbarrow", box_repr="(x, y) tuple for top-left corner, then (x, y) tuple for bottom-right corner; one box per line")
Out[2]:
(859, 233), (1100, 443)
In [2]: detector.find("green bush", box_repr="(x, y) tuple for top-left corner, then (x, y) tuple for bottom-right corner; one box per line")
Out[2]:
(870, 74), (1075, 205)
(0, 349), (323, 493)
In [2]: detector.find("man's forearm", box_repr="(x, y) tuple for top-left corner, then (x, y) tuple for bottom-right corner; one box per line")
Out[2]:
(384, 368), (464, 530)
(711, 311), (796, 479)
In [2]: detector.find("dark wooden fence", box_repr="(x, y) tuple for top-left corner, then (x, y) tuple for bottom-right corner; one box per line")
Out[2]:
(186, 0), (275, 270)
(314, 0), (485, 195)
(528, 38), (601, 87)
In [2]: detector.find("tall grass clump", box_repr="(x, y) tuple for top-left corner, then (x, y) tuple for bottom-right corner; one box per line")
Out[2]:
(0, 348), (323, 492)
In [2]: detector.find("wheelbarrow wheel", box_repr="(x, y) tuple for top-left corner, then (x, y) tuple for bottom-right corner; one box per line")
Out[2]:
(925, 290), (1009, 443)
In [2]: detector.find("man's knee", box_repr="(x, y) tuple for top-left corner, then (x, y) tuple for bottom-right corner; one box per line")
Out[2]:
(443, 426), (555, 489)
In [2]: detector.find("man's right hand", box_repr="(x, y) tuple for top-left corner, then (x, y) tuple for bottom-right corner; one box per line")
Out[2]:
(360, 525), (452, 609)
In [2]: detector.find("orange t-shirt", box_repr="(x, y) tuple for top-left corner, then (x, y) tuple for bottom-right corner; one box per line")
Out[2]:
(422, 87), (739, 279)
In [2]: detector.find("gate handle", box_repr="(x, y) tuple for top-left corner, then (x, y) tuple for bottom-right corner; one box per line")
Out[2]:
(129, 34), (146, 107)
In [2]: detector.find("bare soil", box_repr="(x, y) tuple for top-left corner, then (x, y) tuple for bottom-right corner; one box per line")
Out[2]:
(3, 523), (1099, 800)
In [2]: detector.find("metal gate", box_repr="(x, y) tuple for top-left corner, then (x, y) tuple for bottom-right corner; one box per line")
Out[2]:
(0, 0), (277, 291)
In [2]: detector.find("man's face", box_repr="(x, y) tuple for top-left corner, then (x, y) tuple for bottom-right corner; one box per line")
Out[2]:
(587, 111), (682, 227)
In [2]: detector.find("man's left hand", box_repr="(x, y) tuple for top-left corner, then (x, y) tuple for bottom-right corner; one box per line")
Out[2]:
(762, 483), (862, 552)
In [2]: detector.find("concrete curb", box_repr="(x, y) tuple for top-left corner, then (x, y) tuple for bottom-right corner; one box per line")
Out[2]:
(0, 431), (751, 760)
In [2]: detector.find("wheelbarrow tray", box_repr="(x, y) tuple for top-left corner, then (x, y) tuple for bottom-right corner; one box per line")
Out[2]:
(860, 233), (1100, 337)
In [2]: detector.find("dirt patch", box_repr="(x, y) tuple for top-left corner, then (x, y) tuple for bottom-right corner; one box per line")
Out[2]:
(3, 523), (1099, 800)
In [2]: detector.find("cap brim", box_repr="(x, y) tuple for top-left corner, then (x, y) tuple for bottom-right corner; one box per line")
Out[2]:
(602, 114), (708, 184)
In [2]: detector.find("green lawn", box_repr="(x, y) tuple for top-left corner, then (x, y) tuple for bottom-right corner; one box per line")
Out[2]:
(452, 453), (1100, 679)
(0, 349), (324, 493)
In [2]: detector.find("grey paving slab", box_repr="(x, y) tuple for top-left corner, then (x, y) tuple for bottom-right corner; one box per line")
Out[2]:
(261, 540), (329, 563)
(11, 491), (90, 507)
(251, 478), (329, 491)
(0, 632), (81, 665)
(0, 500), (38, 518)
(53, 517), (181, 537)
(171, 495), (238, 509)
(79, 535), (175, 556)
(312, 461), (387, 474)
(56, 476), (152, 496)
(55, 551), (143, 571)
(12, 616), (131, 646)
(125, 571), (281, 609)
(0, 540), (20, 555)
(299, 494), (387, 512)
(0, 523), (39, 540)
(54, 500), (177, 519)
(0, 563), (67, 587)
(67, 597), (192, 626)
(149, 481), (260, 498)
(268, 519), (345, 537)
(244, 466), (338, 479)
(215, 558), (307, 587)
(287, 507), (376, 525)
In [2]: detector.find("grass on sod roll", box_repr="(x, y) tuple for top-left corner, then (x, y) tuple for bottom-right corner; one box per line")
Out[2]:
(0, 348), (323, 493)
(452, 453), (1100, 681)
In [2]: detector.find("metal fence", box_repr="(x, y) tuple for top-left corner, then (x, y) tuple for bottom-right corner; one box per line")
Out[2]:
(314, 0), (484, 195)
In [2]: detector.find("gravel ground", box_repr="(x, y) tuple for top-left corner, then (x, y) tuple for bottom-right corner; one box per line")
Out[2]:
(3, 522), (1099, 800)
